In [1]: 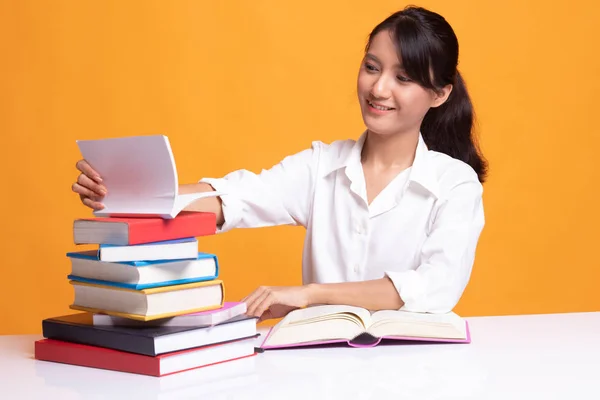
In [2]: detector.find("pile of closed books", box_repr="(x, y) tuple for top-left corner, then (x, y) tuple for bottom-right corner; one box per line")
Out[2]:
(34, 211), (258, 377)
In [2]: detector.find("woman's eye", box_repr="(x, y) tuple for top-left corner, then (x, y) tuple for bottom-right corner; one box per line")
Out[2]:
(397, 75), (411, 82)
(365, 63), (377, 72)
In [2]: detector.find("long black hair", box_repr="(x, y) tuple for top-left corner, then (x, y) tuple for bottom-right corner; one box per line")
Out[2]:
(367, 6), (488, 183)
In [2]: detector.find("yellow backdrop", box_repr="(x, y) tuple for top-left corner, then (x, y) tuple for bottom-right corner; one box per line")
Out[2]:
(1, 0), (599, 334)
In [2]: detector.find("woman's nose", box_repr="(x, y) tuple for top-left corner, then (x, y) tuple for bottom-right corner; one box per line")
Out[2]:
(370, 74), (393, 98)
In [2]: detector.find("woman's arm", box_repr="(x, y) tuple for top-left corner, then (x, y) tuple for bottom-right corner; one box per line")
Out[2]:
(245, 167), (484, 320)
(190, 144), (321, 233)
(180, 182), (224, 225)
(244, 277), (404, 320)
(385, 176), (484, 313)
(174, 141), (321, 235)
(310, 277), (404, 310)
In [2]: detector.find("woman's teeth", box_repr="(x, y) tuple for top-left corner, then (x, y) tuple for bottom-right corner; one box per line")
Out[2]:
(368, 100), (394, 111)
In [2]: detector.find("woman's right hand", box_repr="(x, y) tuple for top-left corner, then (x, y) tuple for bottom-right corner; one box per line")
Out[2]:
(72, 159), (107, 210)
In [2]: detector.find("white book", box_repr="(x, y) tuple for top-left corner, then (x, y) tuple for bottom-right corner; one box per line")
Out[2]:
(76, 135), (223, 219)
(97, 237), (199, 262)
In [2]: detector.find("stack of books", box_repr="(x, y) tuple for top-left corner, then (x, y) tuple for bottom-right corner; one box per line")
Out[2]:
(34, 211), (258, 377)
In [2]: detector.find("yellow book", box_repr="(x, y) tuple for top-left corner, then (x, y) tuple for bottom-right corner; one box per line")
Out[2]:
(69, 280), (224, 321)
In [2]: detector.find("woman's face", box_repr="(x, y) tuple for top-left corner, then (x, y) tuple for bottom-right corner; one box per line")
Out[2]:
(357, 30), (449, 137)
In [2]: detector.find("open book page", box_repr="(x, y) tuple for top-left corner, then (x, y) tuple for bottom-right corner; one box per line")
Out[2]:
(284, 305), (372, 325)
(93, 196), (175, 218)
(367, 310), (467, 340)
(263, 305), (372, 347)
(77, 136), (178, 212)
(77, 135), (227, 219)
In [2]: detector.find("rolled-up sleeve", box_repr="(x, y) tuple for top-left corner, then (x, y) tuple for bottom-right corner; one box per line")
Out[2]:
(386, 176), (485, 313)
(199, 142), (322, 233)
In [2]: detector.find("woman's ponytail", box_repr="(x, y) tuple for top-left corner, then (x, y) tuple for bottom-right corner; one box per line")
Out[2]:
(421, 71), (488, 182)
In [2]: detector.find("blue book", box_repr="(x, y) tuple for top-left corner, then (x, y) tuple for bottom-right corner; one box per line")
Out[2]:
(66, 251), (219, 290)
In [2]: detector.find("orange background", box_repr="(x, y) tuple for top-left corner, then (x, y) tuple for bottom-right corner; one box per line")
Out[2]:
(1, 0), (599, 334)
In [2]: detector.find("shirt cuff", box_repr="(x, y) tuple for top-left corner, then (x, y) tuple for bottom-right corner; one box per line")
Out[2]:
(198, 177), (242, 233)
(385, 270), (428, 312)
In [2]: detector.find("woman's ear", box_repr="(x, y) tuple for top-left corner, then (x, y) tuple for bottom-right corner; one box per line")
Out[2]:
(431, 84), (453, 108)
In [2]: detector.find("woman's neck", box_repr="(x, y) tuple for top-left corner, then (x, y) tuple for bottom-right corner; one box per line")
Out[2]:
(361, 129), (420, 171)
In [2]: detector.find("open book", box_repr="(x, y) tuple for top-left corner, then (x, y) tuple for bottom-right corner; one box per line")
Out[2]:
(261, 305), (470, 349)
(77, 135), (222, 219)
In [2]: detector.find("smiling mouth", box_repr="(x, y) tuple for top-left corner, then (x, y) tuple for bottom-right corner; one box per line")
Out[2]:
(367, 99), (395, 111)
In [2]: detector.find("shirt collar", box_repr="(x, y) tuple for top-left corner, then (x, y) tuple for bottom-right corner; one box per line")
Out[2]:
(321, 131), (440, 199)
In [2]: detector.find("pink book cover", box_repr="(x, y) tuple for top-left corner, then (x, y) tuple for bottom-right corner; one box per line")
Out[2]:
(186, 302), (244, 317)
(260, 321), (471, 350)
(92, 301), (247, 327)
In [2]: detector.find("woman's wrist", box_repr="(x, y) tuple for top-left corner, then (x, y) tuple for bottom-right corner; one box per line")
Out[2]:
(301, 278), (404, 311)
(305, 283), (325, 306)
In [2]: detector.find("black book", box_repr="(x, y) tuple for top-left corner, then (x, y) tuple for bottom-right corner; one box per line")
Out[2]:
(42, 312), (257, 357)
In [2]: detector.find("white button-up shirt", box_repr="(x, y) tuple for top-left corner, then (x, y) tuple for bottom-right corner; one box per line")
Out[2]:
(200, 132), (485, 313)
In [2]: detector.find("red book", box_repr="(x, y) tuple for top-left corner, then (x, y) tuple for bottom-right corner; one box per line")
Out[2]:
(73, 211), (217, 245)
(34, 337), (256, 377)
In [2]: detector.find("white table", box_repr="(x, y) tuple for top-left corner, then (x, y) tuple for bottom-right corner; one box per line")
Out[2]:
(1, 312), (599, 399)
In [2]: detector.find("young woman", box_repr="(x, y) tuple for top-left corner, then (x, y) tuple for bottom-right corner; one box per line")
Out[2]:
(72, 6), (487, 322)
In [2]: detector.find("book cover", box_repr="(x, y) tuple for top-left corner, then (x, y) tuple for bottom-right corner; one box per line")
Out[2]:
(35, 336), (257, 377)
(42, 312), (258, 356)
(73, 211), (217, 245)
(66, 275), (219, 290)
(69, 280), (225, 321)
(260, 321), (471, 350)
(257, 305), (472, 350)
(92, 301), (247, 327)
(66, 251), (220, 289)
(97, 237), (199, 262)
(66, 250), (218, 267)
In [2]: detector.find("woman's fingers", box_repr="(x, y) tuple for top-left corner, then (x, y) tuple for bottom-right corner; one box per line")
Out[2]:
(73, 159), (106, 210)
(76, 173), (107, 197)
(252, 292), (275, 320)
(75, 159), (103, 184)
(242, 286), (266, 307)
(81, 195), (105, 210)
(72, 182), (102, 200)
(246, 288), (271, 317)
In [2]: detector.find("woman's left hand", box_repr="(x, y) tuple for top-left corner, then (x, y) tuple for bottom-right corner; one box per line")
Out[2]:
(243, 285), (313, 321)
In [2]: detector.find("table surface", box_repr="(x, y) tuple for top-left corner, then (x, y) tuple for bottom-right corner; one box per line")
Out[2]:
(1, 312), (599, 400)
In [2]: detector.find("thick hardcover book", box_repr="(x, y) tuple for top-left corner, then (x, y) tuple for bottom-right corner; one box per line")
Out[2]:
(42, 312), (258, 356)
(66, 251), (219, 290)
(73, 211), (217, 245)
(96, 237), (199, 262)
(35, 336), (257, 377)
(260, 305), (471, 350)
(69, 279), (224, 321)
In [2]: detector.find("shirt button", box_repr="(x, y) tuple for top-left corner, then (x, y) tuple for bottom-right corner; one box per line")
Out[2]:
(354, 264), (360, 273)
